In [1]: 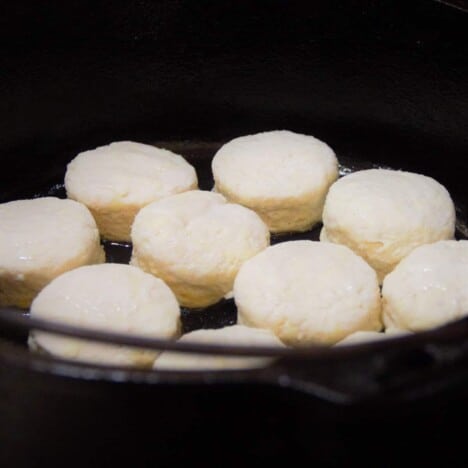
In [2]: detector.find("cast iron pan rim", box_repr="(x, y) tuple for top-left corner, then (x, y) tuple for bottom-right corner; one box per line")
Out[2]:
(1, 152), (466, 384)
(2, 306), (468, 385)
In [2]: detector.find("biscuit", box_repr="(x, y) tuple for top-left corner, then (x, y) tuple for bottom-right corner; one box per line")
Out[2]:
(30, 263), (180, 367)
(154, 325), (284, 370)
(321, 169), (455, 282)
(212, 130), (338, 233)
(65, 141), (198, 240)
(382, 240), (468, 331)
(0, 197), (104, 308)
(131, 190), (270, 308)
(234, 241), (382, 346)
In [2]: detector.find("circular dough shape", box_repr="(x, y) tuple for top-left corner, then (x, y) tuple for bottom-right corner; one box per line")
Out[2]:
(234, 241), (382, 346)
(382, 240), (468, 332)
(131, 190), (270, 308)
(212, 130), (338, 233)
(65, 141), (198, 241)
(154, 325), (284, 370)
(30, 263), (180, 367)
(321, 169), (455, 282)
(0, 197), (105, 308)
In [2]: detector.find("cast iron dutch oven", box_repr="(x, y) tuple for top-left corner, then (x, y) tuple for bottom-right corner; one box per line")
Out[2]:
(1, 1), (468, 466)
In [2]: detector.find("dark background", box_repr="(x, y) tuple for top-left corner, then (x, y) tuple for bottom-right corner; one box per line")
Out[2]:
(1, 0), (467, 205)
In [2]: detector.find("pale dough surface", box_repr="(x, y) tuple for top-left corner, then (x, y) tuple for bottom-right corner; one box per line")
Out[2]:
(30, 263), (180, 367)
(321, 169), (455, 282)
(0, 197), (104, 308)
(131, 190), (270, 308)
(65, 141), (198, 240)
(234, 240), (382, 346)
(383, 240), (468, 332)
(154, 324), (284, 370)
(212, 130), (338, 232)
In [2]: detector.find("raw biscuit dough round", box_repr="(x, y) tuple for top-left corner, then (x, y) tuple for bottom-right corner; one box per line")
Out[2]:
(212, 130), (338, 233)
(321, 169), (455, 282)
(65, 141), (198, 241)
(0, 197), (105, 308)
(30, 263), (180, 367)
(382, 240), (468, 332)
(131, 190), (270, 308)
(154, 325), (284, 370)
(234, 240), (382, 346)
